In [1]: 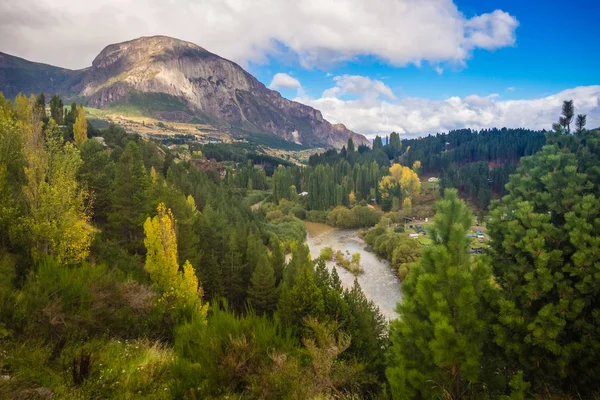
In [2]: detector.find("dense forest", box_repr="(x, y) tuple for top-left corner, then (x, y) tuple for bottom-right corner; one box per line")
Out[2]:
(1, 92), (599, 399)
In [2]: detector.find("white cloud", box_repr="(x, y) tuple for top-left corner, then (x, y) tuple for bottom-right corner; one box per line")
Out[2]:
(296, 84), (600, 138)
(435, 66), (444, 75)
(324, 75), (396, 100)
(507, 87), (516, 92)
(0, 0), (518, 69)
(464, 10), (519, 50)
(269, 73), (301, 90)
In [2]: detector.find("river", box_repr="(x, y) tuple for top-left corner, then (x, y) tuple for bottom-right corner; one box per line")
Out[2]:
(304, 222), (402, 320)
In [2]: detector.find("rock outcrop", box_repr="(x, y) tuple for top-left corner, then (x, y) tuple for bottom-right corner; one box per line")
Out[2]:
(0, 36), (369, 148)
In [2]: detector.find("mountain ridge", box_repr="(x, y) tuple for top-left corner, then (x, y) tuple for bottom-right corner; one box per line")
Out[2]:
(0, 36), (369, 148)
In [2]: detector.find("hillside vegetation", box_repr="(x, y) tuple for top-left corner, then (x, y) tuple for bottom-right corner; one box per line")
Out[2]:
(0, 92), (599, 399)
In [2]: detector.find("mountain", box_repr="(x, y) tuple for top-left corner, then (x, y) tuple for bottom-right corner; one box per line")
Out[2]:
(0, 36), (368, 148)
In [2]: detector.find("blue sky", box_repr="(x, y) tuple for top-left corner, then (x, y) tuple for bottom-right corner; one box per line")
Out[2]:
(250, 0), (600, 102)
(2, 0), (599, 137)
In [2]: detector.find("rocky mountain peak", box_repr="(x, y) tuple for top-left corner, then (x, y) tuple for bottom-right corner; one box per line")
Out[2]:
(0, 36), (370, 149)
(91, 35), (210, 71)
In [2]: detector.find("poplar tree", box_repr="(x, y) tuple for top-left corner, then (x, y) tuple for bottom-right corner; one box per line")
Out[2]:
(16, 96), (93, 265)
(144, 202), (207, 319)
(387, 189), (495, 399)
(73, 106), (87, 145)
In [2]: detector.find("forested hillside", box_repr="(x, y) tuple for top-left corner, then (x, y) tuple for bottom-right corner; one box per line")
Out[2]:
(0, 91), (599, 399)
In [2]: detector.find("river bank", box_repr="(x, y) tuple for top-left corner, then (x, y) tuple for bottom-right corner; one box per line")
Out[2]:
(304, 222), (402, 320)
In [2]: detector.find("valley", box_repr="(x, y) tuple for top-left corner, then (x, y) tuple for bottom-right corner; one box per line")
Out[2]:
(0, 2), (599, 396)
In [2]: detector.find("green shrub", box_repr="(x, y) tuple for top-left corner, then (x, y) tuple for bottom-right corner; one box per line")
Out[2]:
(327, 206), (357, 228)
(16, 258), (155, 341)
(290, 205), (306, 220)
(352, 206), (380, 227)
(246, 190), (267, 206)
(0, 338), (173, 399)
(172, 304), (298, 398)
(319, 247), (334, 260)
(334, 250), (363, 275)
(266, 209), (284, 221)
(263, 216), (307, 250)
(306, 210), (328, 223)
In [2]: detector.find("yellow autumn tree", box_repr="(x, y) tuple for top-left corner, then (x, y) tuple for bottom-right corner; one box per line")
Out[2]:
(378, 175), (397, 201)
(144, 203), (208, 319)
(399, 166), (421, 199)
(17, 96), (93, 265)
(378, 164), (421, 211)
(412, 160), (421, 175)
(73, 106), (87, 145)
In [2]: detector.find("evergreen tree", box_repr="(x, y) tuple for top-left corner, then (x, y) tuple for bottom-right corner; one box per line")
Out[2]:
(559, 100), (574, 133)
(247, 253), (279, 315)
(373, 135), (383, 150)
(270, 238), (286, 285)
(35, 93), (45, 112)
(49, 94), (63, 125)
(77, 139), (114, 223)
(387, 189), (496, 399)
(389, 132), (402, 152)
(575, 114), (587, 133)
(223, 230), (246, 311)
(347, 138), (355, 153)
(107, 141), (149, 252)
(488, 127), (600, 392)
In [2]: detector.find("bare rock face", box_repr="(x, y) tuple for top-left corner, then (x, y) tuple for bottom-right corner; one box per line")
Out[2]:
(72, 36), (369, 148)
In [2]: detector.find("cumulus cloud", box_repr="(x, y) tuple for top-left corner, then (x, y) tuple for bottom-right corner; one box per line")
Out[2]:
(0, 0), (517, 69)
(269, 73), (301, 90)
(296, 82), (600, 138)
(324, 75), (396, 101)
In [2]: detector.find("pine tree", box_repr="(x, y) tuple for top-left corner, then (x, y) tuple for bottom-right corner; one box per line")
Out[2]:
(559, 100), (574, 133)
(344, 279), (387, 383)
(487, 127), (600, 392)
(373, 135), (383, 150)
(49, 94), (63, 125)
(247, 253), (279, 315)
(107, 141), (149, 252)
(575, 114), (587, 133)
(270, 238), (286, 285)
(347, 138), (355, 153)
(77, 139), (114, 223)
(386, 189), (496, 399)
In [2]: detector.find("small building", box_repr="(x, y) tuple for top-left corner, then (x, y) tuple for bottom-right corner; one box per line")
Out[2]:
(428, 177), (439, 182)
(409, 233), (420, 239)
(299, 191), (309, 197)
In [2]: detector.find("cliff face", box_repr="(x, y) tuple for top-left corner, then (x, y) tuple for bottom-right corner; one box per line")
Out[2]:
(0, 36), (369, 148)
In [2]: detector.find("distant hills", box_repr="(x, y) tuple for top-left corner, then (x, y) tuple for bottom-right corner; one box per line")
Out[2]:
(0, 36), (368, 148)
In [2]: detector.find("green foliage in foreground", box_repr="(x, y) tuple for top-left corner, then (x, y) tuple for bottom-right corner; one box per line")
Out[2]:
(2, 92), (600, 399)
(387, 189), (499, 399)
(488, 128), (600, 393)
